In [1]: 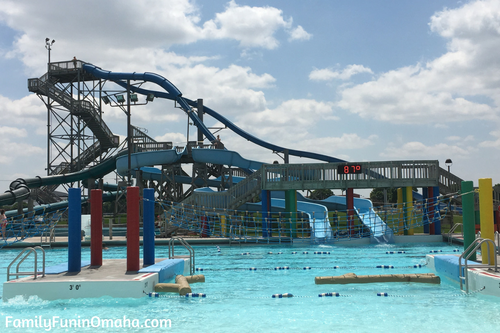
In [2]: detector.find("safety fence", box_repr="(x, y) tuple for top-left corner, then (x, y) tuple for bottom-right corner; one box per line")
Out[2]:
(157, 191), (460, 243)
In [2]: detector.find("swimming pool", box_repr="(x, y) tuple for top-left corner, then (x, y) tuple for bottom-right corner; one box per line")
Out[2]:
(1, 242), (500, 332)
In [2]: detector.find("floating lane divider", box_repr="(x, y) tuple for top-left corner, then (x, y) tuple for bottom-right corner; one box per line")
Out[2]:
(195, 264), (427, 271)
(429, 250), (443, 253)
(317, 292), (351, 297)
(272, 293), (294, 298)
(314, 251), (331, 254)
(386, 251), (406, 254)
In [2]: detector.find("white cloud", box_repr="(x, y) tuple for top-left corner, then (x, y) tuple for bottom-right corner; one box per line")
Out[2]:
(309, 65), (373, 81)
(380, 141), (471, 159)
(336, 0), (500, 124)
(479, 130), (500, 149)
(202, 0), (309, 49)
(288, 25), (312, 41)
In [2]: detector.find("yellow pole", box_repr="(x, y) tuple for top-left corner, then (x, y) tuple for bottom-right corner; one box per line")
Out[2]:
(221, 215), (226, 236)
(406, 187), (414, 235)
(397, 188), (404, 235)
(478, 178), (495, 264)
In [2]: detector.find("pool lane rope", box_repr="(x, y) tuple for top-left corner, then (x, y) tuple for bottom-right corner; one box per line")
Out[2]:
(148, 287), (486, 299)
(195, 263), (427, 271)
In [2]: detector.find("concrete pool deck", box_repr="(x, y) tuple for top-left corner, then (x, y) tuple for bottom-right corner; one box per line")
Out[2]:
(2, 233), (447, 248)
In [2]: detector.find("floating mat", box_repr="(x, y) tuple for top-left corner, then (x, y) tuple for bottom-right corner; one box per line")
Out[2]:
(315, 272), (440, 284)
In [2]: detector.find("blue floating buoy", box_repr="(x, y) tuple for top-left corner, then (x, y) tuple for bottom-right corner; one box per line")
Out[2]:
(277, 252), (283, 254)
(249, 267), (257, 271)
(303, 267), (311, 270)
(149, 292), (160, 298)
(398, 251), (406, 254)
(377, 292), (388, 297)
(196, 268), (204, 271)
(216, 246), (221, 253)
(413, 264), (423, 268)
(186, 293), (206, 298)
(429, 250), (442, 253)
(292, 251), (297, 254)
(376, 265), (394, 269)
(333, 266), (340, 269)
(319, 292), (340, 297)
(242, 252), (251, 255)
(453, 249), (460, 252)
(273, 293), (293, 298)
(268, 251), (273, 254)
(303, 251), (309, 254)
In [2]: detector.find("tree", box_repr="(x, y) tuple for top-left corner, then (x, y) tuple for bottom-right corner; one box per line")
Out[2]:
(369, 188), (398, 205)
(309, 189), (334, 200)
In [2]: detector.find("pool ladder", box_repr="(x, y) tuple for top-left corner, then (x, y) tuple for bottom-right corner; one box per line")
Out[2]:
(447, 223), (463, 245)
(459, 238), (498, 293)
(7, 246), (46, 281)
(168, 237), (195, 276)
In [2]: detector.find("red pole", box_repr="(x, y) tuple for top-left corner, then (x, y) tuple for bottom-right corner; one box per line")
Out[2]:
(127, 186), (140, 272)
(90, 189), (102, 267)
(346, 188), (354, 236)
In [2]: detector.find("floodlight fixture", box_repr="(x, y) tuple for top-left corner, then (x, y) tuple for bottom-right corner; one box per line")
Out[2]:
(146, 93), (155, 102)
(102, 96), (110, 104)
(130, 94), (138, 102)
(116, 95), (125, 103)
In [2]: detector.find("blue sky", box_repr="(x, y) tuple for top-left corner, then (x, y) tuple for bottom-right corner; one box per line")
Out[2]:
(0, 0), (499, 193)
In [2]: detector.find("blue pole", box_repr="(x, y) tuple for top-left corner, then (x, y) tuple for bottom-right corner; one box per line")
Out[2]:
(422, 188), (429, 233)
(143, 188), (155, 266)
(433, 186), (441, 235)
(68, 188), (82, 273)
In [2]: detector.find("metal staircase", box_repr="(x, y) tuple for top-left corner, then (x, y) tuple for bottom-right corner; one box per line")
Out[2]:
(179, 168), (261, 210)
(28, 75), (119, 150)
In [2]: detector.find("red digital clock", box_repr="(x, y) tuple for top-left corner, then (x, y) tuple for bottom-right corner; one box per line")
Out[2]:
(337, 164), (362, 174)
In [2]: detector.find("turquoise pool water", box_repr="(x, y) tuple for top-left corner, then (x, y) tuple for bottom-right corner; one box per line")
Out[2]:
(1, 242), (500, 332)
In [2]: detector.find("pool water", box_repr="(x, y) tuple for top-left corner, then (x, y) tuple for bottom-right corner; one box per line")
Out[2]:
(1, 242), (500, 332)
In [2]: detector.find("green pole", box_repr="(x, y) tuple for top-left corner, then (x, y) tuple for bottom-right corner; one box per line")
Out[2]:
(461, 181), (476, 261)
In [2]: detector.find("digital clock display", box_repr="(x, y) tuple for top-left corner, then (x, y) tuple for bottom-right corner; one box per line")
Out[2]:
(337, 164), (362, 174)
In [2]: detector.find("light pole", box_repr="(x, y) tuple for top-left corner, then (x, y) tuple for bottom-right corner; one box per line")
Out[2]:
(45, 38), (54, 176)
(45, 38), (55, 71)
(445, 158), (453, 173)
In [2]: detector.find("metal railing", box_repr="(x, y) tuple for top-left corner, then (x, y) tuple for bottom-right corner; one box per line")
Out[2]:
(448, 223), (463, 245)
(459, 238), (498, 293)
(7, 246), (46, 281)
(261, 160), (440, 191)
(168, 237), (195, 276)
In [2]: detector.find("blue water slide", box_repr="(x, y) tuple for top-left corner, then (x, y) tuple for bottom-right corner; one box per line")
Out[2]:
(82, 63), (345, 163)
(115, 149), (185, 176)
(82, 64), (217, 143)
(352, 198), (394, 243)
(316, 195), (394, 243)
(269, 198), (332, 240)
(191, 148), (263, 171)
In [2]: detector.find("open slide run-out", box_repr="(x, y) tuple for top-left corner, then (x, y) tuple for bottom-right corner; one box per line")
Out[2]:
(315, 195), (394, 243)
(269, 198), (333, 242)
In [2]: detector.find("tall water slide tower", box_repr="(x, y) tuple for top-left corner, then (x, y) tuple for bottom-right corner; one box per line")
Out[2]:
(27, 59), (243, 207)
